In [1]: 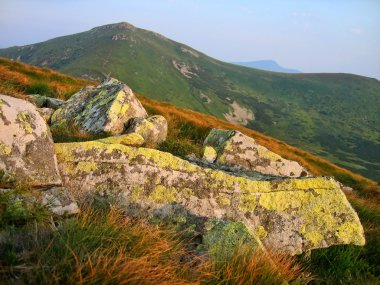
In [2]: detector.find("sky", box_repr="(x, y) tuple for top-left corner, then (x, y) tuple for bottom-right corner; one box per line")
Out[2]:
(0, 0), (379, 79)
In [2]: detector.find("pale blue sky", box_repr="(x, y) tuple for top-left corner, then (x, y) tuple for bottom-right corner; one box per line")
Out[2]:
(0, 0), (379, 79)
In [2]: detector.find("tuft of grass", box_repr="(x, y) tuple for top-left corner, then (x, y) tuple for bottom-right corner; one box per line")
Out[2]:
(207, 245), (308, 285)
(25, 82), (53, 96)
(0, 186), (50, 228)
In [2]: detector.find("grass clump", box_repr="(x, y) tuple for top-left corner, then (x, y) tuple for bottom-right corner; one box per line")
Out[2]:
(0, 196), (308, 284)
(0, 187), (50, 228)
(208, 245), (307, 285)
(25, 82), (53, 96)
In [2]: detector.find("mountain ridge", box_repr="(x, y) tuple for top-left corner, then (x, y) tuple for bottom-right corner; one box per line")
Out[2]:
(232, 60), (301, 73)
(0, 22), (379, 181)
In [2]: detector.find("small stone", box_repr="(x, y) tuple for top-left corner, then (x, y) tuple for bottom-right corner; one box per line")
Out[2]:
(126, 115), (167, 146)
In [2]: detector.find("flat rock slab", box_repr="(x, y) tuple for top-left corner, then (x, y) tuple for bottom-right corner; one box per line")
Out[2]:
(50, 78), (148, 137)
(55, 140), (365, 254)
(0, 95), (61, 188)
(203, 128), (308, 177)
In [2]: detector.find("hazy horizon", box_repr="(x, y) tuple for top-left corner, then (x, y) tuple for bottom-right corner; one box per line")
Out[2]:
(1, 0), (379, 79)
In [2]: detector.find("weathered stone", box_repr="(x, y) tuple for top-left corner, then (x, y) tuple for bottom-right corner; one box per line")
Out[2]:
(41, 187), (79, 215)
(27, 95), (65, 110)
(50, 78), (148, 137)
(201, 220), (262, 260)
(98, 133), (145, 147)
(55, 140), (365, 254)
(37, 107), (55, 123)
(126, 115), (167, 146)
(0, 95), (61, 188)
(203, 128), (308, 177)
(202, 146), (217, 163)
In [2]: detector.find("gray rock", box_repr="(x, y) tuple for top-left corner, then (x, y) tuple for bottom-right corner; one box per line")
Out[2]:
(55, 140), (365, 255)
(41, 186), (79, 215)
(27, 94), (66, 110)
(37, 107), (55, 123)
(0, 95), (62, 188)
(126, 115), (168, 146)
(203, 128), (308, 177)
(50, 78), (148, 137)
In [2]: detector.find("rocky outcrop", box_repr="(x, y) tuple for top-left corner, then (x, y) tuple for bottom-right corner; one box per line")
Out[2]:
(203, 129), (308, 177)
(55, 140), (365, 254)
(0, 95), (62, 188)
(126, 115), (168, 146)
(37, 107), (55, 123)
(27, 94), (66, 110)
(50, 78), (148, 137)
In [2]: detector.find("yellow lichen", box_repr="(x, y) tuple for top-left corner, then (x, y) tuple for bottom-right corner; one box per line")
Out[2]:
(76, 161), (97, 173)
(129, 185), (144, 202)
(239, 194), (258, 212)
(336, 222), (365, 245)
(257, 145), (282, 161)
(217, 193), (231, 207)
(302, 230), (324, 246)
(203, 146), (217, 161)
(149, 185), (178, 204)
(17, 112), (33, 134)
(181, 188), (194, 199)
(255, 226), (268, 240)
(0, 143), (12, 155)
(99, 133), (145, 146)
(259, 191), (315, 212)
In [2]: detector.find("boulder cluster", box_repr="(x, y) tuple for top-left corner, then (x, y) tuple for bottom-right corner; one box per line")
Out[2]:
(0, 78), (365, 257)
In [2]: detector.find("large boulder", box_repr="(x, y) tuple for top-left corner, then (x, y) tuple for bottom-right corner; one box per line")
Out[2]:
(125, 115), (168, 146)
(203, 129), (308, 177)
(50, 78), (148, 137)
(0, 95), (62, 188)
(55, 140), (365, 254)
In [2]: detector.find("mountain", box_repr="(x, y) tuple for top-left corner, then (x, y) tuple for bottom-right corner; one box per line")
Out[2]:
(232, 60), (301, 73)
(0, 22), (379, 181)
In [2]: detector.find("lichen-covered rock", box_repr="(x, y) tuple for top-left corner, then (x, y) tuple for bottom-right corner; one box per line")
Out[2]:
(126, 115), (167, 146)
(41, 186), (79, 215)
(27, 95), (66, 110)
(203, 128), (308, 177)
(202, 146), (217, 163)
(50, 78), (148, 137)
(201, 220), (262, 260)
(55, 140), (365, 254)
(37, 107), (55, 123)
(98, 133), (145, 147)
(0, 95), (62, 187)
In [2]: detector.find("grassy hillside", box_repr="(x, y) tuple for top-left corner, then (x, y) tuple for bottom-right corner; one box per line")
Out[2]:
(0, 58), (93, 100)
(0, 23), (379, 181)
(0, 58), (379, 283)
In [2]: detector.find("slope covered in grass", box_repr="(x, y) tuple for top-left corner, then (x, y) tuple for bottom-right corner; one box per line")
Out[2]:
(0, 59), (379, 283)
(0, 22), (379, 181)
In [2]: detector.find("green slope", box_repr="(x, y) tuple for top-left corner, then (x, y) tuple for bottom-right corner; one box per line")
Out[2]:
(1, 22), (379, 181)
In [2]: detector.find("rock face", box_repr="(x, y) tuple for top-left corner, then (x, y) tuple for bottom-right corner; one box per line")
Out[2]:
(27, 95), (66, 110)
(50, 78), (148, 137)
(203, 129), (308, 177)
(55, 140), (365, 254)
(0, 95), (62, 187)
(126, 115), (168, 146)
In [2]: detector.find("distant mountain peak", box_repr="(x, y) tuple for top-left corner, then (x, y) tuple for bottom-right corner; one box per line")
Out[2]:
(233, 60), (301, 73)
(91, 22), (136, 32)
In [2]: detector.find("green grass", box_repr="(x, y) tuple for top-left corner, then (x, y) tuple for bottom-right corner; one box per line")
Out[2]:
(0, 22), (379, 180)
(0, 195), (307, 284)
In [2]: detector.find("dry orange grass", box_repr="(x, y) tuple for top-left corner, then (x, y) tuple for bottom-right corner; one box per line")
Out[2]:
(0, 57), (93, 99)
(204, 245), (307, 284)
